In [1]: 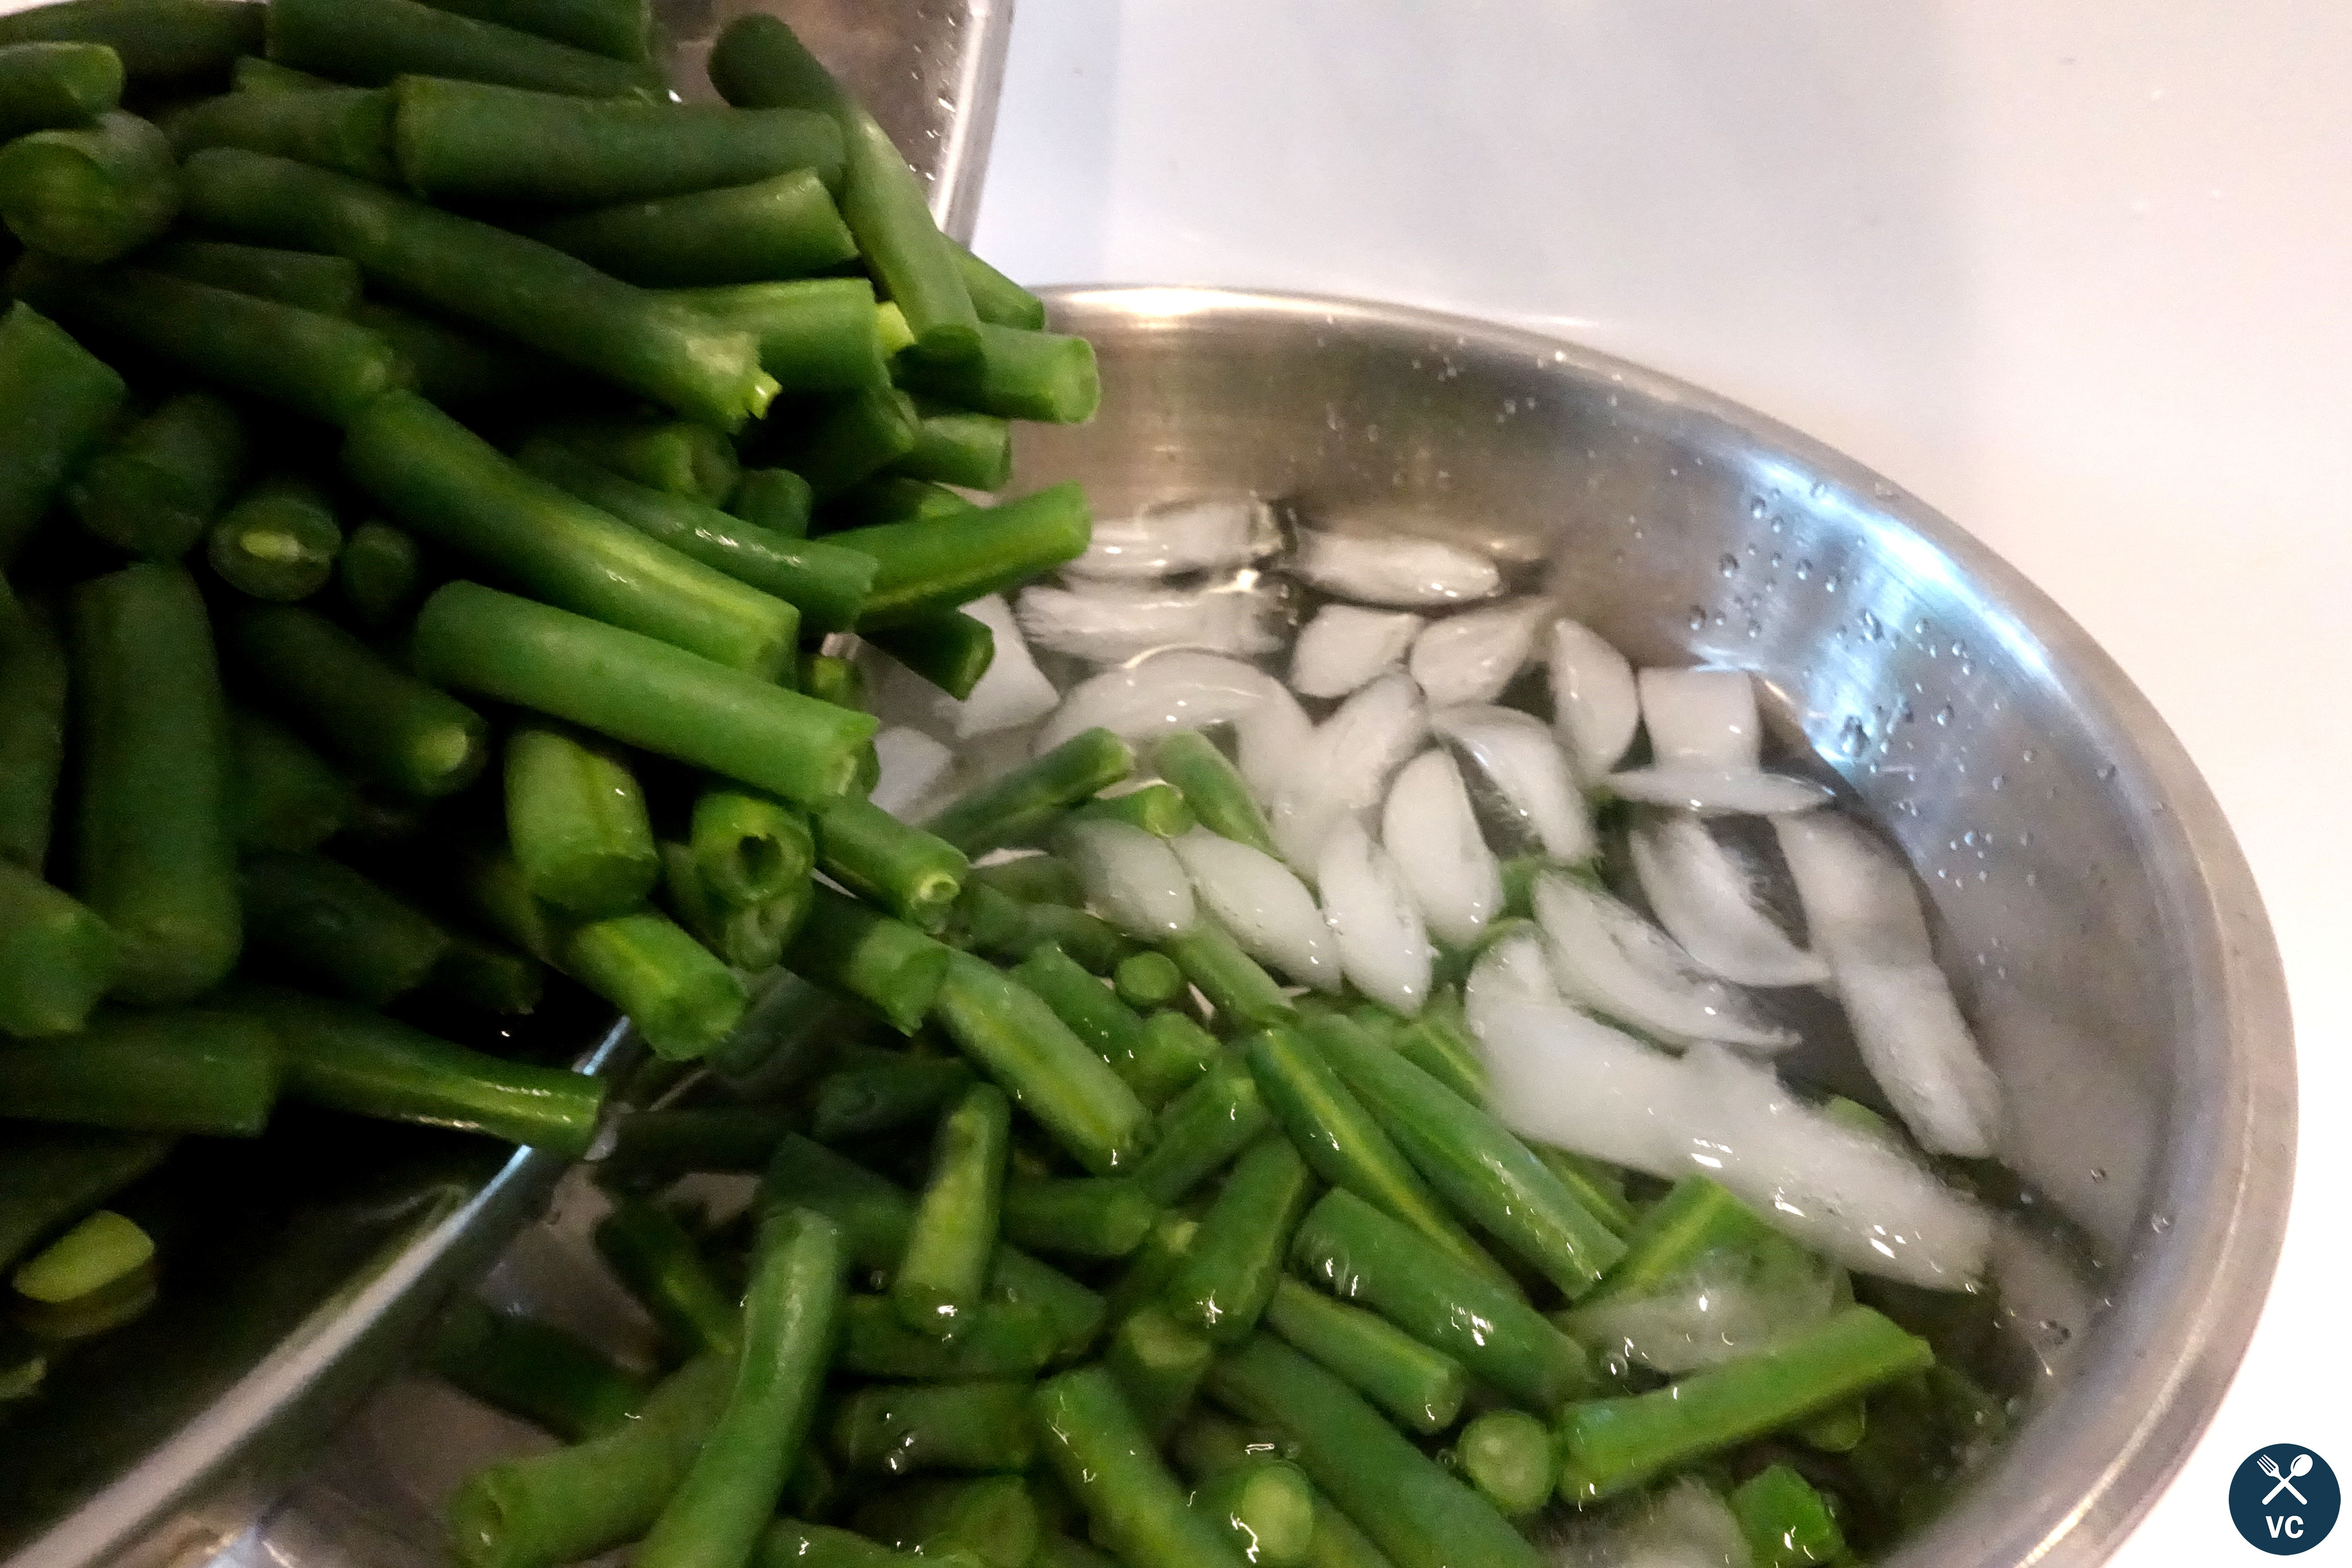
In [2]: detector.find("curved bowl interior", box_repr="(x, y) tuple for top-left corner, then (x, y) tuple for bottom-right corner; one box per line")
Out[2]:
(1014, 285), (2295, 1568)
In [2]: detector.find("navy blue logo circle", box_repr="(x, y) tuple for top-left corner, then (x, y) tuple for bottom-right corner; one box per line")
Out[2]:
(2229, 1445), (2338, 1554)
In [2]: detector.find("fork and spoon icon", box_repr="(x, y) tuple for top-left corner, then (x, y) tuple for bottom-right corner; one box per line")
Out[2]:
(2260, 1452), (2315, 1505)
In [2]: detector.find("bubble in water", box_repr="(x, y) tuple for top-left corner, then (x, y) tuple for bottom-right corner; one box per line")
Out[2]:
(1718, 553), (1739, 578)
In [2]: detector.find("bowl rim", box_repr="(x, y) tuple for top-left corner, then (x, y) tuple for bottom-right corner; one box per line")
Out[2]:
(1037, 282), (2296, 1568)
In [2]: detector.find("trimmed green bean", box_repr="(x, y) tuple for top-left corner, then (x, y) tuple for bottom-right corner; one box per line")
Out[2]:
(69, 564), (239, 1004)
(0, 0), (254, 82)
(162, 84), (397, 182)
(0, 41), (122, 137)
(0, 108), (175, 261)
(1292, 1190), (1589, 1415)
(690, 786), (812, 907)
(517, 435), (870, 634)
(867, 609), (995, 701)
(430, 1296), (645, 1442)
(349, 298), (540, 409)
(1586, 1175), (1775, 1302)
(0, 1007), (277, 1134)
(532, 167), (855, 287)
(415, 0), (650, 64)
(0, 302), (124, 564)
(854, 1476), (1039, 1568)
(148, 237), (362, 315)
(1207, 1335), (1540, 1568)
(0, 601), (70, 868)
(799, 649), (864, 709)
(896, 322), (1101, 425)
(227, 706), (352, 854)
(824, 474), (975, 530)
(1129, 1053), (1272, 1207)
(446, 1352), (733, 1568)
(634, 1209), (845, 1568)
(1161, 922), (1294, 1031)
(956, 882), (1136, 975)
(0, 1127), (169, 1275)
(948, 237), (1046, 330)
(1529, 1144), (1638, 1238)
(1733, 1463), (1848, 1568)
(1034, 1366), (1246, 1568)
(10, 1206), (151, 1304)
(839, 1294), (1058, 1381)
(1386, 1000), (1486, 1105)
(834, 482), (1091, 629)
(809, 797), (965, 931)
(186, 149), (776, 428)
(1107, 1303), (1214, 1437)
(232, 601), (487, 797)
(1194, 1460), (1315, 1568)
(1072, 783), (1194, 840)
(1002, 1176), (1157, 1259)
(972, 854), (1082, 908)
(729, 466), (812, 538)
(504, 723), (657, 916)
(1452, 1411), (1551, 1518)
(759, 1521), (979, 1568)
(600, 1106), (794, 1188)
(1556, 1307), (1935, 1502)
(1102, 1214), (1196, 1331)
(560, 908), (748, 1061)
(1262, 1277), (1464, 1437)
(708, 13), (980, 363)
(764, 385), (920, 499)
(673, 277), (891, 393)
(1313, 1015), (1624, 1298)
(595, 1198), (741, 1359)
(233, 53), (328, 91)
(834, 1379), (1034, 1476)
(334, 518), (421, 628)
(240, 850), (448, 1004)
(893, 400), (1011, 491)
(206, 474), (341, 601)
(429, 928), (545, 1015)
(1166, 1135), (1313, 1344)
(393, 74), (835, 203)
(934, 950), (1153, 1178)
(234, 985), (606, 1154)
(926, 727), (1135, 857)
(1154, 732), (1278, 857)
(66, 388), (246, 560)
(810, 1045), (973, 1143)
(1129, 1011), (1220, 1108)
(783, 885), (949, 1034)
(267, 0), (658, 96)
(0, 860), (118, 1036)
(895, 1082), (1010, 1337)
(536, 414), (738, 506)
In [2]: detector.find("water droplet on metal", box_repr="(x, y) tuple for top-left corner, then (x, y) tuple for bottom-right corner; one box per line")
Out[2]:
(1718, 553), (1739, 578)
(1934, 704), (1954, 726)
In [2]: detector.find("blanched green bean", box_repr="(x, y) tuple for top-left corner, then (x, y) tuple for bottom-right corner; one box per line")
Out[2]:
(1161, 922), (1294, 1031)
(504, 723), (658, 916)
(206, 475), (341, 601)
(783, 884), (949, 1033)
(1193, 1460), (1316, 1568)
(0, 860), (119, 1037)
(893, 400), (1011, 491)
(0, 302), (124, 564)
(1164, 1135), (1313, 1344)
(1128, 1053), (1272, 1207)
(0, 600), (70, 868)
(413, 0), (650, 64)
(1128, 1011), (1221, 1108)
(833, 482), (1092, 629)
(764, 386), (920, 499)
(1071, 784), (1194, 840)
(934, 950), (1153, 1178)
(1733, 1463), (1849, 1568)
(729, 467), (812, 538)
(162, 84), (397, 182)
(0, 108), (176, 261)
(148, 237), (362, 315)
(0, 1127), (169, 1277)
(895, 1082), (1011, 1338)
(532, 167), (856, 287)
(227, 706), (352, 856)
(1261, 1277), (1465, 1437)
(925, 726), (1134, 857)
(834, 1378), (1035, 1476)
(231, 601), (487, 797)
(1106, 1303), (1213, 1437)
(947, 236), (1045, 330)
(536, 414), (738, 506)
(672, 276), (892, 392)
(690, 786), (812, 908)
(1001, 1176), (1158, 1259)
(595, 1198), (741, 1360)
(1034, 1365), (1247, 1568)
(240, 850), (448, 1005)
(1154, 732), (1278, 857)
(810, 1045), (972, 1143)
(1452, 1411), (1551, 1517)
(853, 1476), (1039, 1568)
(838, 1294), (1059, 1381)
(896, 322), (1101, 425)
(267, 0), (658, 96)
(0, 1007), (278, 1134)
(430, 1296), (645, 1442)
(559, 908), (748, 1061)
(867, 609), (995, 701)
(0, 41), (122, 138)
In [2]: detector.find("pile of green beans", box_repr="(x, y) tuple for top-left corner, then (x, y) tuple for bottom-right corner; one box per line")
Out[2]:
(0, 0), (1099, 1414)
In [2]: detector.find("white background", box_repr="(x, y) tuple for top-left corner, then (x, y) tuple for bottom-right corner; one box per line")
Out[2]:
(973, 3), (2350, 1561)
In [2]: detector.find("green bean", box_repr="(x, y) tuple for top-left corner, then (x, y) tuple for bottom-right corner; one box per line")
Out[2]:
(536, 414), (739, 506)
(1012, 939), (1145, 1070)
(1161, 922), (1294, 1031)
(430, 1296), (645, 1442)
(1129, 1053), (1272, 1207)
(926, 727), (1135, 856)
(1312, 1014), (1623, 1298)
(866, 609), (995, 701)
(971, 854), (1081, 908)
(1193, 1460), (1316, 1568)
(559, 907), (748, 1061)
(18, 263), (410, 426)
(783, 885), (949, 1033)
(1383, 999), (1485, 1105)
(634, 1209), (845, 1568)
(1102, 1213), (1196, 1331)
(239, 850), (447, 1004)
(161, 84), (397, 182)
(934, 950), (1153, 1178)
(1732, 1462), (1847, 1568)
(1556, 1307), (1934, 1502)
(233, 54), (327, 92)
(227, 706), (351, 854)
(1128, 1011), (1220, 1108)
(1207, 1335), (1538, 1568)
(672, 277), (891, 392)
(1449, 1411), (1550, 1518)
(824, 474), (975, 530)
(833, 482), (1091, 630)
(349, 298), (539, 410)
(330, 518), (419, 629)
(834, 1379), (1034, 1476)
(708, 13), (980, 363)
(1527, 1144), (1638, 1238)
(0, 109), (175, 261)
(533, 167), (855, 287)
(446, 1352), (733, 1568)
(895, 1082), (1010, 1337)
(1244, 1024), (1499, 1284)
(503, 723), (657, 916)
(0, 1127), (169, 1275)
(0, 41), (122, 137)
(1292, 1190), (1589, 1414)
(0, 0), (259, 81)
(68, 564), (239, 1004)
(810, 1046), (972, 1143)
(205, 474), (341, 601)
(0, 601), (69, 868)
(838, 1294), (1058, 1381)
(763, 385), (921, 499)
(1166, 1135), (1313, 1344)
(0, 303), (124, 564)
(1260, 1277), (1464, 1437)
(0, 1007), (278, 1134)
(1032, 1366), (1244, 1568)
(517, 435), (870, 634)
(147, 237), (362, 315)
(891, 400), (1011, 491)
(799, 649), (864, 709)
(185, 150), (776, 428)
(415, 0), (650, 63)
(1002, 1176), (1157, 1259)
(956, 882), (1136, 975)
(1070, 783), (1194, 842)
(394, 74), (833, 204)
(10, 1206), (151, 1309)
(1106, 1303), (1214, 1437)
(453, 842), (557, 964)
(595, 1198), (741, 1359)
(854, 1476), (1039, 1568)
(1153, 732), (1278, 857)
(0, 860), (118, 1037)
(729, 466), (811, 539)
(600, 1107), (794, 1190)
(947, 236), (1045, 330)
(267, 0), (657, 96)
(231, 600), (487, 798)
(896, 322), (1100, 425)
(688, 786), (810, 908)
(234, 984), (606, 1154)
(760, 1521), (981, 1568)
(428, 928), (545, 1016)
(1585, 1175), (1775, 1302)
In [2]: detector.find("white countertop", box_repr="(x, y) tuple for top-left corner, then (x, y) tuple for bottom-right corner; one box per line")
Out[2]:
(973, 3), (2351, 1560)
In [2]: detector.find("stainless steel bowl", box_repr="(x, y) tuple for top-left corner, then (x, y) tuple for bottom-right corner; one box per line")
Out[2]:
(1007, 285), (2295, 1567)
